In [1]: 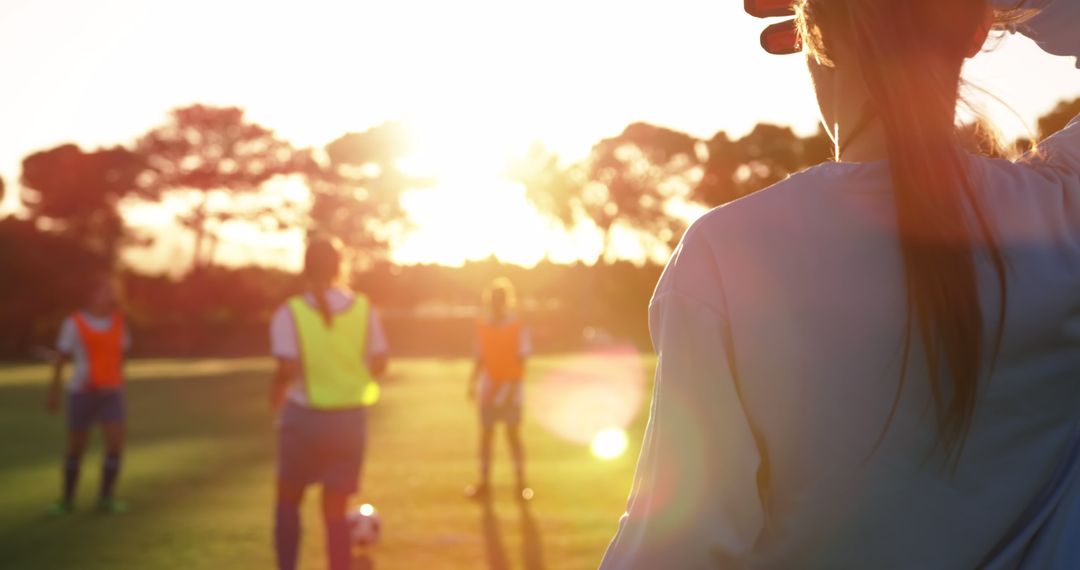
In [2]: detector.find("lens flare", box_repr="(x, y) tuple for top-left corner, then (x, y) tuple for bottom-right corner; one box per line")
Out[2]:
(591, 428), (629, 460)
(532, 343), (647, 447)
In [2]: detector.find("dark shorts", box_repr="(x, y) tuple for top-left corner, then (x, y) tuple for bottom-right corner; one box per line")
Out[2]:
(277, 401), (367, 494)
(68, 390), (126, 432)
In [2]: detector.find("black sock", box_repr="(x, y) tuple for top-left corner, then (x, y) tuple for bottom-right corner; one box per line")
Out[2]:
(62, 455), (81, 507)
(101, 453), (121, 501)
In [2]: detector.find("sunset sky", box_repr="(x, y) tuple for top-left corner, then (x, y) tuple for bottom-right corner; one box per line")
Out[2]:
(2, 0), (1078, 270)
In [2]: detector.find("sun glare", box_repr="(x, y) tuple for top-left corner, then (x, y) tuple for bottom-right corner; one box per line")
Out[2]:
(392, 117), (566, 266)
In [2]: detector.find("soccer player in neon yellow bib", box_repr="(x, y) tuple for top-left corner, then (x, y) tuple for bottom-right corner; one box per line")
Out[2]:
(268, 238), (388, 570)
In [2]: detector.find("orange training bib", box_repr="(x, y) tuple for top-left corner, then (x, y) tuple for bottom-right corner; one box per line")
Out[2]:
(477, 319), (524, 383)
(74, 312), (124, 390)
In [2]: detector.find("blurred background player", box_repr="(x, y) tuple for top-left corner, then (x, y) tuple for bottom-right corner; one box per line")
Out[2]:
(466, 278), (533, 502)
(269, 237), (389, 570)
(45, 274), (130, 515)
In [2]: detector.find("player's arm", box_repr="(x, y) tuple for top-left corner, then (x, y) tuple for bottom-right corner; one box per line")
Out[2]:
(467, 356), (482, 401)
(48, 318), (76, 414)
(519, 326), (532, 378)
(270, 358), (299, 411)
(370, 354), (388, 378)
(45, 353), (70, 414)
(467, 321), (483, 400)
(268, 305), (299, 411)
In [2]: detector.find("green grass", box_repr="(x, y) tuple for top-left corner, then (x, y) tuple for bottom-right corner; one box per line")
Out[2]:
(0, 355), (654, 570)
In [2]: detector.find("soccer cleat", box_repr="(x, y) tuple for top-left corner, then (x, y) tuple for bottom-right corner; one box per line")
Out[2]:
(97, 498), (128, 514)
(47, 502), (73, 516)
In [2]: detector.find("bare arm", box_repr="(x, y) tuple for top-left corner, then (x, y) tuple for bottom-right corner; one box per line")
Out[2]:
(369, 354), (388, 378)
(270, 358), (300, 411)
(46, 355), (69, 414)
(467, 357), (482, 401)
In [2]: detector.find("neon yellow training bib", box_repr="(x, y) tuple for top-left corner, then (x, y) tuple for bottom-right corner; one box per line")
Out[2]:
(289, 293), (380, 409)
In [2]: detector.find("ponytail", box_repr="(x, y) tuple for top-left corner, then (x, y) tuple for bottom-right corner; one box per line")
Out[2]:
(799, 0), (1008, 462)
(303, 237), (345, 328)
(313, 289), (334, 328)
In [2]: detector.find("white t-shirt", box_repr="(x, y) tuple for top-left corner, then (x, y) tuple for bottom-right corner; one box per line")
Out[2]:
(269, 288), (389, 406)
(601, 4), (1080, 568)
(56, 312), (132, 393)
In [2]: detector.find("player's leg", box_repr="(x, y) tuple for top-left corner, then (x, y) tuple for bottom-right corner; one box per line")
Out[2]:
(275, 403), (314, 570)
(99, 421), (126, 511)
(56, 392), (92, 513)
(98, 391), (127, 511)
(468, 391), (497, 498)
(58, 429), (90, 512)
(506, 422), (530, 500)
(505, 383), (530, 500)
(321, 408), (366, 570)
(275, 482), (306, 570)
(478, 423), (495, 494)
(322, 488), (352, 570)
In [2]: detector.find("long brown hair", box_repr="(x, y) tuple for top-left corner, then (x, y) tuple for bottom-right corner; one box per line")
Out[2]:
(303, 237), (344, 327)
(797, 0), (1009, 461)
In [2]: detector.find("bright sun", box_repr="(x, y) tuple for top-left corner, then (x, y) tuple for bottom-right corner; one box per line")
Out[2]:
(392, 118), (572, 267)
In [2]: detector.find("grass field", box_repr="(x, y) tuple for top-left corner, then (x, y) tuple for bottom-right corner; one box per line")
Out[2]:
(0, 354), (654, 570)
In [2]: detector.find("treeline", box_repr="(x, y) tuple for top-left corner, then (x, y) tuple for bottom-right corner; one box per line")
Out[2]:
(0, 258), (661, 358)
(2, 98), (1078, 359)
(4, 104), (839, 272)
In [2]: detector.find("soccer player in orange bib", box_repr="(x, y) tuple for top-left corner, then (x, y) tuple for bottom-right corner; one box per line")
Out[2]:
(466, 278), (533, 501)
(45, 275), (130, 515)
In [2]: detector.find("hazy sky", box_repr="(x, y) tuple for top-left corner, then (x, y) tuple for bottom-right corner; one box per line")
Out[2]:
(2, 0), (1078, 268)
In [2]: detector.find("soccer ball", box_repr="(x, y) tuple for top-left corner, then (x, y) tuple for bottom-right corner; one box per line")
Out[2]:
(347, 503), (381, 546)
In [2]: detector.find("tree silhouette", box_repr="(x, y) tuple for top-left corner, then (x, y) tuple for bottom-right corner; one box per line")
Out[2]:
(694, 131), (743, 207)
(514, 122), (836, 260)
(20, 143), (143, 262)
(310, 121), (430, 264)
(695, 123), (831, 208)
(1038, 97), (1080, 140)
(0, 217), (110, 356)
(135, 104), (312, 271)
(512, 123), (702, 262)
(506, 142), (583, 228)
(584, 123), (701, 259)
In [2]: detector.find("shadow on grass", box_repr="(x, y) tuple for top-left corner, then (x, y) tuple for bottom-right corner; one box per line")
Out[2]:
(520, 502), (546, 570)
(479, 498), (546, 570)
